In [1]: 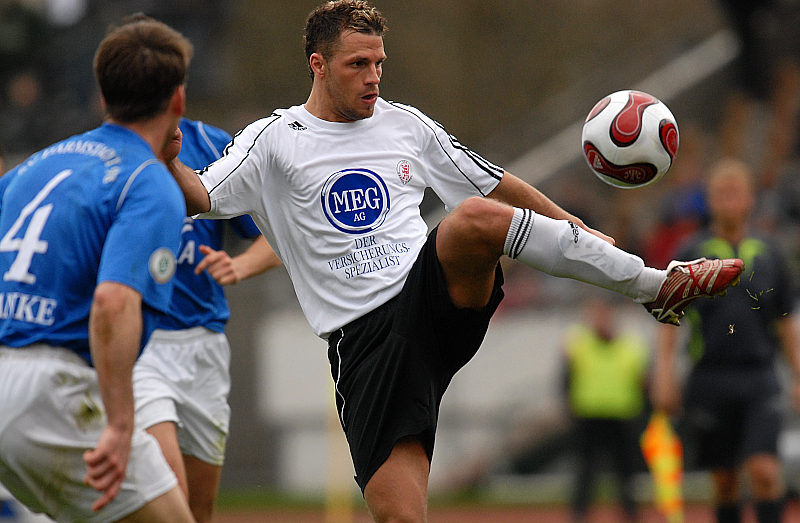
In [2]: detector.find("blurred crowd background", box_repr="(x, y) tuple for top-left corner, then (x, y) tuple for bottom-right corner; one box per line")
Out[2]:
(4, 0), (800, 516)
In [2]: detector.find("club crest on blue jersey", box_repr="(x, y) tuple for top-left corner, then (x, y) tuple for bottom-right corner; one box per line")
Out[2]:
(149, 247), (177, 284)
(321, 168), (390, 234)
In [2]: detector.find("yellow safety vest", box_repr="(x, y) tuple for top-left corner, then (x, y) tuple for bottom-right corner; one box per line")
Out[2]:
(566, 325), (648, 419)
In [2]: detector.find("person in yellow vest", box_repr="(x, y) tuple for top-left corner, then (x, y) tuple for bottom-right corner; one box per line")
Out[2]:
(563, 295), (650, 523)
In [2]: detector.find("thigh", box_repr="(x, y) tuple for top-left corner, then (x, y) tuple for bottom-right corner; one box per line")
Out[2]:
(136, 328), (231, 466)
(394, 226), (504, 375)
(0, 350), (179, 522)
(329, 317), (438, 492)
(328, 230), (503, 492)
(363, 436), (429, 523)
(146, 421), (187, 498)
(118, 485), (193, 523)
(740, 386), (782, 459)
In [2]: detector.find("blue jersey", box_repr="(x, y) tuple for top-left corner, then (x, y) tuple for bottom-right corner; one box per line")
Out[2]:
(0, 123), (184, 363)
(156, 118), (260, 332)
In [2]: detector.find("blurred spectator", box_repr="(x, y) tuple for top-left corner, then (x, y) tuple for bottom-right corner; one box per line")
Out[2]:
(0, 1), (54, 152)
(0, 0), (50, 104)
(561, 295), (649, 523)
(717, 0), (800, 189)
(651, 158), (800, 523)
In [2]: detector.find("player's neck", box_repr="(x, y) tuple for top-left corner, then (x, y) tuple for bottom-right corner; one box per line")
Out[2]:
(109, 114), (179, 157)
(710, 221), (746, 246)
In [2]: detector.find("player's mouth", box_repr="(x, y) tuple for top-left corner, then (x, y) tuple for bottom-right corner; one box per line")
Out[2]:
(361, 92), (378, 104)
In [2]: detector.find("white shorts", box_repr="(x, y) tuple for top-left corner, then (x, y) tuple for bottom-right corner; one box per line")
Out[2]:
(0, 346), (177, 523)
(134, 327), (231, 466)
(0, 482), (54, 522)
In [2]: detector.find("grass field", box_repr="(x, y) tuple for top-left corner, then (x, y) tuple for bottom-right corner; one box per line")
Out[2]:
(211, 490), (800, 522)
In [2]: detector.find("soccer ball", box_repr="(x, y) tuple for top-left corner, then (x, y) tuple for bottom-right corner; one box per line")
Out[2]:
(581, 90), (679, 189)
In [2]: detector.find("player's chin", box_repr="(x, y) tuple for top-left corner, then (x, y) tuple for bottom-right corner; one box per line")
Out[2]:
(349, 107), (375, 121)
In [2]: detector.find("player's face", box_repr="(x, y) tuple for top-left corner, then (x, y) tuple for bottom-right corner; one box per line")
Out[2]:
(708, 173), (753, 227)
(321, 31), (385, 122)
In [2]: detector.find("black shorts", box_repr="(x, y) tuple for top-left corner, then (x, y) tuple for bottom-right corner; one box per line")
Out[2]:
(327, 226), (504, 491)
(683, 367), (782, 470)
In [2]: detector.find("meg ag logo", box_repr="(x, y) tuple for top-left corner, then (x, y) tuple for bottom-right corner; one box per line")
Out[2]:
(321, 168), (390, 234)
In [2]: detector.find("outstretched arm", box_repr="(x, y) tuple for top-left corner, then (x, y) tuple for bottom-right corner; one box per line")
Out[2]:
(83, 282), (142, 511)
(195, 235), (282, 285)
(161, 127), (212, 215)
(487, 170), (615, 245)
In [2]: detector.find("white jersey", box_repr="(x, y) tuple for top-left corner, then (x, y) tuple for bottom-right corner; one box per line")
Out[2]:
(197, 98), (503, 338)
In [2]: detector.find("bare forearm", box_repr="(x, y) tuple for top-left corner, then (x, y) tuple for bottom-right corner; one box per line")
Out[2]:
(167, 158), (211, 215)
(89, 283), (142, 431)
(487, 170), (614, 244)
(487, 171), (581, 223)
(233, 236), (282, 280)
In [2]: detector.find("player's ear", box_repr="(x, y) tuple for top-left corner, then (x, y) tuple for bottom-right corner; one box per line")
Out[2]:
(309, 52), (326, 79)
(170, 85), (186, 117)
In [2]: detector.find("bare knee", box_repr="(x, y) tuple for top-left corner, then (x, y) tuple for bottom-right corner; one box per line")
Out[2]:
(437, 196), (514, 258)
(712, 469), (740, 504)
(746, 454), (783, 499)
(444, 197), (511, 251)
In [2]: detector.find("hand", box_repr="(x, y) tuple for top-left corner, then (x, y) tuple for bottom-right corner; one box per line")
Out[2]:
(160, 126), (183, 165)
(581, 223), (615, 246)
(195, 244), (241, 285)
(83, 425), (132, 512)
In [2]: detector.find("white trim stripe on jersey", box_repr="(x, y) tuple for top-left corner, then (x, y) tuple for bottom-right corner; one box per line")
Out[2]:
(201, 115), (282, 194)
(116, 159), (160, 211)
(388, 102), (503, 192)
(196, 121), (222, 158)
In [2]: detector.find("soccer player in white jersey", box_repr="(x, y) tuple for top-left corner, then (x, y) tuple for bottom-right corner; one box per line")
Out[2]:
(135, 116), (281, 523)
(163, 1), (744, 521)
(0, 18), (195, 523)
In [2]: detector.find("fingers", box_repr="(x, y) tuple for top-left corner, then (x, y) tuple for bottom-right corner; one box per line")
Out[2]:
(585, 226), (615, 246)
(83, 448), (125, 512)
(193, 244), (218, 274)
(195, 244), (239, 284)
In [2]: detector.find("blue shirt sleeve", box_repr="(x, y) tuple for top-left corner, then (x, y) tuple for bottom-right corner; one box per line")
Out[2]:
(97, 163), (185, 313)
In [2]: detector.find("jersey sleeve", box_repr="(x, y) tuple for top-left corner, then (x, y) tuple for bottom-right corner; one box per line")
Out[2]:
(0, 167), (18, 215)
(97, 162), (185, 313)
(196, 116), (278, 219)
(398, 103), (504, 209)
(196, 120), (233, 159)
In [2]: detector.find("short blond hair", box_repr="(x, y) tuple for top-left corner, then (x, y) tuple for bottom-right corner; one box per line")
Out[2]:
(706, 158), (754, 192)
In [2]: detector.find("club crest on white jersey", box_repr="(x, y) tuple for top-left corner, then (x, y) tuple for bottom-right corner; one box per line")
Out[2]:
(321, 168), (390, 234)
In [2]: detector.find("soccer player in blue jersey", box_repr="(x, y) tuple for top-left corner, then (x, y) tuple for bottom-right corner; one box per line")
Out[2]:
(134, 116), (281, 523)
(0, 18), (195, 522)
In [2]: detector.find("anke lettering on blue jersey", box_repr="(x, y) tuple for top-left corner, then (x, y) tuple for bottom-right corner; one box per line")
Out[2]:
(0, 123), (184, 363)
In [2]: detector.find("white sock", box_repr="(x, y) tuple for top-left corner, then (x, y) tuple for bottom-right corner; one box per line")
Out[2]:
(503, 208), (666, 303)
